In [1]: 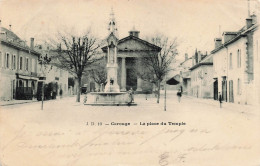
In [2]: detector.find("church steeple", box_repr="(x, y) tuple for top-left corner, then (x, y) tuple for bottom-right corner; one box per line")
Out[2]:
(108, 8), (118, 38)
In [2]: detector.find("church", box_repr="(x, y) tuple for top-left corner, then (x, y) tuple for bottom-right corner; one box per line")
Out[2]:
(87, 10), (161, 93)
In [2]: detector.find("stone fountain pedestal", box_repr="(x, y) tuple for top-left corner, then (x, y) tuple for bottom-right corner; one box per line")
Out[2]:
(84, 91), (136, 106)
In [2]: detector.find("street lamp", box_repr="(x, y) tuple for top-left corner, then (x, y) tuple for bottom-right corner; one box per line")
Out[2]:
(39, 54), (51, 110)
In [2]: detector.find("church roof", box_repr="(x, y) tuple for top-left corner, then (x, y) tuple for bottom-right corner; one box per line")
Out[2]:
(102, 35), (161, 52)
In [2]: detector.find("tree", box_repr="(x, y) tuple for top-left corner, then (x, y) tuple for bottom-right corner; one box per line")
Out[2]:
(137, 34), (178, 103)
(87, 57), (107, 90)
(51, 31), (102, 102)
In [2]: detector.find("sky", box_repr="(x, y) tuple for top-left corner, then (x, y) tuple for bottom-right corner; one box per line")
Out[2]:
(0, 0), (259, 61)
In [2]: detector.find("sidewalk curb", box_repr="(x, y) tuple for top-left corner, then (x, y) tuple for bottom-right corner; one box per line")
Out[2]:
(0, 96), (76, 107)
(182, 94), (258, 115)
(0, 100), (39, 107)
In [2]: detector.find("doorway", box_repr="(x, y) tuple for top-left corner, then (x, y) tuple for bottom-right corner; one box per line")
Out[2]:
(229, 80), (234, 103)
(214, 79), (218, 100)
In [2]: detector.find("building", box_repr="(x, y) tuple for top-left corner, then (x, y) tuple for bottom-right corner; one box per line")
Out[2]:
(35, 44), (69, 98)
(190, 51), (214, 98)
(253, 20), (260, 105)
(178, 53), (193, 95)
(211, 15), (258, 105)
(0, 24), (40, 101)
(87, 10), (161, 93)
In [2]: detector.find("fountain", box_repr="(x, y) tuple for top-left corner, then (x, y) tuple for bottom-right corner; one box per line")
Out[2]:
(84, 9), (136, 106)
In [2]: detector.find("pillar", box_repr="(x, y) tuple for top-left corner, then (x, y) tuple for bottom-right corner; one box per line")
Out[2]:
(136, 58), (142, 92)
(121, 57), (126, 91)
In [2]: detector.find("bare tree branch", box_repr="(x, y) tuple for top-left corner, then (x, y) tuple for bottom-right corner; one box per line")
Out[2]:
(135, 34), (178, 103)
(48, 30), (102, 102)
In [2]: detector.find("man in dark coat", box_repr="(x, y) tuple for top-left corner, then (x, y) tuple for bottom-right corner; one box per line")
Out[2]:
(219, 92), (222, 108)
(177, 89), (182, 102)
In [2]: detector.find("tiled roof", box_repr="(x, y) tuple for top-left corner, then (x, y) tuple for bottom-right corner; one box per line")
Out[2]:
(211, 23), (258, 54)
(1, 27), (21, 41)
(0, 27), (40, 55)
(101, 35), (161, 52)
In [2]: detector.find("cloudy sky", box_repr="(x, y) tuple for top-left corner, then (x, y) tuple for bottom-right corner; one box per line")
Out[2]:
(0, 0), (259, 60)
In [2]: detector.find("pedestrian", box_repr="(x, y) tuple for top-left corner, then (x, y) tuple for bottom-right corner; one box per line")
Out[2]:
(50, 91), (53, 100)
(129, 87), (134, 102)
(59, 89), (63, 99)
(177, 89), (182, 102)
(84, 92), (88, 104)
(219, 92), (222, 108)
(128, 87), (134, 105)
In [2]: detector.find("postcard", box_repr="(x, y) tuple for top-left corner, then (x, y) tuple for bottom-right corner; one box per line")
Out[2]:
(0, 0), (260, 165)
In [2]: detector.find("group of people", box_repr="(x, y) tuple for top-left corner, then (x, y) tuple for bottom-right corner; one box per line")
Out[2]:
(176, 87), (223, 108)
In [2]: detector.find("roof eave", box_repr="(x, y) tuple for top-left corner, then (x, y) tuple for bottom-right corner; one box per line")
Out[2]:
(1, 39), (41, 56)
(189, 62), (213, 71)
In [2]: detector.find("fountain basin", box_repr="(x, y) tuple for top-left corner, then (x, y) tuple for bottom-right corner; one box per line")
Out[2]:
(84, 92), (137, 106)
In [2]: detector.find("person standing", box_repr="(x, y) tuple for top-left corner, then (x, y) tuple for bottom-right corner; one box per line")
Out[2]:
(129, 87), (134, 102)
(59, 89), (63, 99)
(177, 89), (182, 102)
(84, 91), (88, 104)
(219, 92), (222, 108)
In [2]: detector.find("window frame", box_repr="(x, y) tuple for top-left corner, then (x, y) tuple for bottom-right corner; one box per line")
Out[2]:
(12, 54), (16, 70)
(25, 57), (29, 71)
(19, 56), (23, 70)
(237, 49), (241, 68)
(5, 52), (10, 69)
(229, 53), (233, 69)
(0, 51), (2, 68)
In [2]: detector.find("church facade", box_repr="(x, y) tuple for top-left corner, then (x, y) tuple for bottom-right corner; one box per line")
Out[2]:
(102, 31), (161, 92)
(87, 10), (161, 93)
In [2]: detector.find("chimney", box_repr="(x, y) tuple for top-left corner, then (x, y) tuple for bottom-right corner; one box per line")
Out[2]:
(185, 53), (188, 61)
(192, 55), (195, 66)
(198, 51), (202, 62)
(129, 27), (140, 38)
(30, 38), (34, 50)
(222, 32), (237, 43)
(246, 18), (253, 29)
(214, 38), (222, 49)
(9, 24), (12, 31)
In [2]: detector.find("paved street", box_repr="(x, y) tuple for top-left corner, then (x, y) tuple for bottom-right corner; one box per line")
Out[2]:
(0, 91), (260, 166)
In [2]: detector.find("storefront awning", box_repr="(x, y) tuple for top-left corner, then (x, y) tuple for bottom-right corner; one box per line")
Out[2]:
(166, 75), (180, 85)
(17, 74), (38, 81)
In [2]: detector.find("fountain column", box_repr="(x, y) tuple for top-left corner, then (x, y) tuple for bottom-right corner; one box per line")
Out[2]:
(104, 40), (120, 92)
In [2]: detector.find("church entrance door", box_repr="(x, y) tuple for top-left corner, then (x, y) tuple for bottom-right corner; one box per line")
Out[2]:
(126, 68), (137, 90)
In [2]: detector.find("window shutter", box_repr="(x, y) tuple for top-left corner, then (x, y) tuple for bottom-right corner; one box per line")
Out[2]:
(0, 52), (2, 68)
